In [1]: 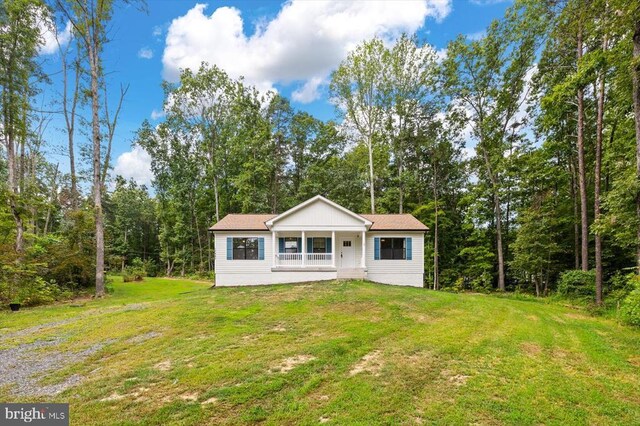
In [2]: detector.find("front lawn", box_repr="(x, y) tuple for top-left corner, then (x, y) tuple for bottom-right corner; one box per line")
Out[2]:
(1, 277), (639, 425)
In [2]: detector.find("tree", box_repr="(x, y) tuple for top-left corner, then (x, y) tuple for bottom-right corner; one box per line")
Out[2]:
(55, 0), (136, 296)
(0, 0), (44, 252)
(330, 38), (388, 214)
(442, 4), (545, 290)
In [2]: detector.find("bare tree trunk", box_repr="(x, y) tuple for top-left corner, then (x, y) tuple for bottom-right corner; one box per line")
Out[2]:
(398, 163), (404, 214)
(121, 229), (127, 272)
(367, 134), (376, 214)
(570, 160), (580, 269)
(495, 192), (506, 291)
(577, 26), (589, 272)
(594, 36), (607, 306)
(89, 40), (105, 297)
(44, 164), (59, 235)
(433, 161), (439, 291)
(480, 146), (506, 291)
(213, 175), (220, 223)
(632, 19), (640, 274)
(5, 131), (23, 252)
(59, 40), (81, 208)
(102, 84), (129, 184)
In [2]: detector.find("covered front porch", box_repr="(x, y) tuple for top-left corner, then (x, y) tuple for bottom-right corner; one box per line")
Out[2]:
(271, 230), (366, 270)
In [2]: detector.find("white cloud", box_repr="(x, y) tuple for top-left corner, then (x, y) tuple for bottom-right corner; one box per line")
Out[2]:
(113, 145), (154, 186)
(434, 47), (447, 63)
(152, 25), (163, 37)
(150, 109), (165, 120)
(466, 30), (486, 41)
(470, 0), (511, 5)
(138, 47), (154, 59)
(39, 19), (72, 55)
(291, 77), (324, 103)
(162, 1), (451, 100)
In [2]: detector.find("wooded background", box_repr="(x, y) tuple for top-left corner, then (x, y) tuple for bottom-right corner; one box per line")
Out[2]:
(1, 0), (640, 319)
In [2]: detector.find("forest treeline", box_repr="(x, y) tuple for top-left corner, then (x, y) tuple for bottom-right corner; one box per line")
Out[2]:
(1, 0), (640, 322)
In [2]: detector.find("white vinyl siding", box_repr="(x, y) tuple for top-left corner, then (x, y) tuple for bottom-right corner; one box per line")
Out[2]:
(215, 231), (338, 286)
(272, 199), (365, 230)
(365, 232), (424, 287)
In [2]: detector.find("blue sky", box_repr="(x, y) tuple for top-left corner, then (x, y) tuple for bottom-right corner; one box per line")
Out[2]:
(39, 0), (511, 186)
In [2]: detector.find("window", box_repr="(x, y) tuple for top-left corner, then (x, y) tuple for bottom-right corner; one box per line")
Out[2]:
(380, 238), (405, 260)
(233, 237), (259, 260)
(312, 238), (326, 253)
(343, 240), (351, 247)
(284, 237), (299, 253)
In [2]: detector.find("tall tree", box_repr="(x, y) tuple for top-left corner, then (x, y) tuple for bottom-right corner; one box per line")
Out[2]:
(330, 38), (387, 214)
(55, 0), (136, 296)
(443, 4), (544, 290)
(0, 0), (43, 252)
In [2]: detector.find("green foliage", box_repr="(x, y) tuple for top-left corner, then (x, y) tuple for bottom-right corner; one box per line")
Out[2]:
(620, 277), (640, 326)
(557, 270), (596, 301)
(122, 258), (147, 282)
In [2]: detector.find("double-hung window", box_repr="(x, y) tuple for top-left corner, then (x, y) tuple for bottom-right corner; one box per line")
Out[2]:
(233, 237), (259, 260)
(380, 238), (406, 260)
(312, 238), (326, 253)
(284, 237), (299, 253)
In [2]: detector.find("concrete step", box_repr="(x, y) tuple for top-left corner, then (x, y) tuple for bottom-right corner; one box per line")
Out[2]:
(337, 268), (367, 280)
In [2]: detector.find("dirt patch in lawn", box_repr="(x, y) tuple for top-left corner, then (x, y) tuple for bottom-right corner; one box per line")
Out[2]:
(154, 360), (172, 371)
(350, 350), (384, 376)
(0, 337), (115, 396)
(521, 342), (543, 356)
(628, 357), (640, 368)
(440, 369), (470, 386)
(201, 396), (218, 405)
(180, 392), (199, 402)
(271, 355), (316, 373)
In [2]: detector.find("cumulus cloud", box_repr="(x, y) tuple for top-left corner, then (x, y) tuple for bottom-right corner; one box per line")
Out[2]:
(113, 145), (154, 186)
(291, 77), (325, 103)
(138, 47), (154, 59)
(162, 0), (451, 103)
(466, 30), (486, 41)
(150, 109), (165, 120)
(469, 0), (511, 5)
(39, 19), (72, 55)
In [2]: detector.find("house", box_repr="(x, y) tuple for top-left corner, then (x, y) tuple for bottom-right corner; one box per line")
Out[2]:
(209, 195), (428, 287)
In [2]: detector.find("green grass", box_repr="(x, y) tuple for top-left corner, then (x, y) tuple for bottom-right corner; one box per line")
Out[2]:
(1, 277), (639, 425)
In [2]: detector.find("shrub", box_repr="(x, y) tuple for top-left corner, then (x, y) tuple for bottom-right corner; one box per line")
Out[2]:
(557, 270), (595, 301)
(123, 258), (146, 282)
(620, 275), (640, 326)
(608, 272), (637, 304)
(20, 277), (72, 307)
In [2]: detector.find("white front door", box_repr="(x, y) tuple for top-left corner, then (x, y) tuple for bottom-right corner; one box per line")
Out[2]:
(340, 238), (355, 268)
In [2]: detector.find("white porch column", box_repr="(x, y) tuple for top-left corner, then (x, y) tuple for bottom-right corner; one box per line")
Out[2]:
(301, 231), (306, 268)
(272, 231), (276, 267)
(361, 230), (366, 268)
(331, 231), (336, 268)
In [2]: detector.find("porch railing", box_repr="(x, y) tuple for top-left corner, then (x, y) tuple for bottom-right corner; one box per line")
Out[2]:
(274, 253), (333, 267)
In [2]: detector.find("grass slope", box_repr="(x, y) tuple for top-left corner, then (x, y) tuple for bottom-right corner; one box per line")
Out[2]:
(1, 277), (639, 425)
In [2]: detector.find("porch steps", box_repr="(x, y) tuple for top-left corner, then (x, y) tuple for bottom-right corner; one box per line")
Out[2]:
(337, 268), (367, 280)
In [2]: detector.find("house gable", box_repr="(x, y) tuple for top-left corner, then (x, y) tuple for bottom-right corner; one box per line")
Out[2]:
(267, 196), (371, 230)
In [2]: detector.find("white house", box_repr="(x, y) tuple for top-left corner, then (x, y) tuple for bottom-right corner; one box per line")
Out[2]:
(210, 195), (428, 287)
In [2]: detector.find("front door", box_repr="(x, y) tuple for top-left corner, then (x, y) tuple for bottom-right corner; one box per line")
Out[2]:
(340, 238), (355, 268)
